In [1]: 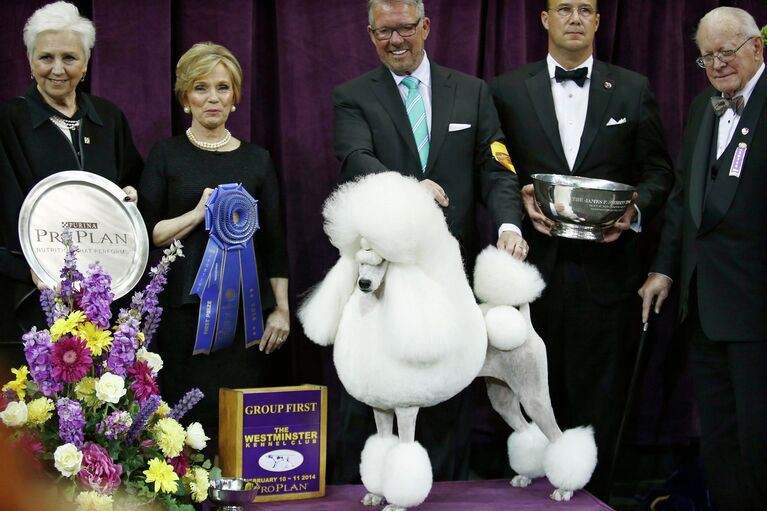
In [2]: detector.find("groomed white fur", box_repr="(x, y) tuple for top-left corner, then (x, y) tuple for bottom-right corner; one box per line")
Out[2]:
(485, 305), (528, 350)
(507, 422), (549, 479)
(302, 172), (487, 409)
(474, 246), (545, 306)
(543, 426), (598, 491)
(381, 442), (433, 508)
(298, 257), (357, 345)
(360, 434), (398, 496)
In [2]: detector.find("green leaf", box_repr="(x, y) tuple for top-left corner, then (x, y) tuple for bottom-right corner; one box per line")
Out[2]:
(208, 466), (222, 480)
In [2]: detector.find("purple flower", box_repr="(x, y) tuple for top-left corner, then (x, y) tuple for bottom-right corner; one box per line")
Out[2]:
(58, 229), (84, 308)
(56, 397), (85, 447)
(168, 451), (191, 477)
(126, 394), (161, 444)
(39, 289), (56, 328)
(133, 241), (183, 345)
(23, 328), (63, 397)
(78, 441), (123, 494)
(97, 410), (132, 440)
(127, 360), (159, 402)
(106, 310), (139, 377)
(80, 263), (114, 329)
(169, 388), (204, 421)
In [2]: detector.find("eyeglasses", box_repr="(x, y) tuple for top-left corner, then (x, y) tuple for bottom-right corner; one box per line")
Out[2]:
(549, 5), (596, 19)
(370, 18), (422, 40)
(696, 37), (754, 68)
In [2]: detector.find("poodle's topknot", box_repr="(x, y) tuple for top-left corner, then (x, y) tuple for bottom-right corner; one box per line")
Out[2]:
(322, 172), (451, 264)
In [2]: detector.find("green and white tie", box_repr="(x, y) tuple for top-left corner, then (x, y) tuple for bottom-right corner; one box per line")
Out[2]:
(402, 75), (429, 172)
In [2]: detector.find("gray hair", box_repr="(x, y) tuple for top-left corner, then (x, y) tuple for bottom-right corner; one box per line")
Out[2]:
(695, 6), (760, 47)
(367, 0), (425, 26)
(23, 1), (96, 61)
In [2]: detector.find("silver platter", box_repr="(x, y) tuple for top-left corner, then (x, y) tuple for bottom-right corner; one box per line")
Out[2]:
(18, 171), (149, 298)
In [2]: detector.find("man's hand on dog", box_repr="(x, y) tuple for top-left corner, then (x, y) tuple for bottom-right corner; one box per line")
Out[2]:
(420, 179), (449, 207)
(498, 231), (529, 260)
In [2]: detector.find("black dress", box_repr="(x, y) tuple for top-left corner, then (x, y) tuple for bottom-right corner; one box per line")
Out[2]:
(138, 135), (289, 445)
(0, 85), (142, 342)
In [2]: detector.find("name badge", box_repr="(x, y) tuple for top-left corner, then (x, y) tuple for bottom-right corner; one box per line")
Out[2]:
(729, 142), (747, 178)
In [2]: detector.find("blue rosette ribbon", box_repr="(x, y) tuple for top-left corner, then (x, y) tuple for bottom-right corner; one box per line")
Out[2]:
(190, 183), (263, 354)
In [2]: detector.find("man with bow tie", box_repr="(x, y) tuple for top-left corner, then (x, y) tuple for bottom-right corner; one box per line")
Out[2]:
(490, 0), (673, 499)
(639, 7), (767, 509)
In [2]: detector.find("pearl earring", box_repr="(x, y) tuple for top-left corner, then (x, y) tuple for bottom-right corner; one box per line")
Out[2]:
(184, 106), (191, 114)
(231, 105), (236, 113)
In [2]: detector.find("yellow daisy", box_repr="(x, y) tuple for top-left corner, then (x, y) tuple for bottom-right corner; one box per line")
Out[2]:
(2, 365), (29, 399)
(77, 322), (113, 357)
(143, 458), (178, 494)
(153, 417), (186, 458)
(50, 310), (87, 340)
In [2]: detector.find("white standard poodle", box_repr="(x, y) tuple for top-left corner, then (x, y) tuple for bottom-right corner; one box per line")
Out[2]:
(299, 172), (597, 510)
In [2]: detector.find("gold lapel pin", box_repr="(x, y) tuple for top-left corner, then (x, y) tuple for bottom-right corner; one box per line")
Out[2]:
(84, 136), (91, 144)
(741, 127), (749, 135)
(604, 81), (613, 89)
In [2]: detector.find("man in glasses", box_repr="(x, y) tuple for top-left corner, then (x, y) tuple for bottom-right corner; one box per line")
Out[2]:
(639, 7), (767, 509)
(490, 0), (673, 500)
(332, 0), (526, 485)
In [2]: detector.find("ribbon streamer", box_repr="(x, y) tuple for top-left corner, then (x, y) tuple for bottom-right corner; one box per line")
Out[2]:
(191, 183), (264, 354)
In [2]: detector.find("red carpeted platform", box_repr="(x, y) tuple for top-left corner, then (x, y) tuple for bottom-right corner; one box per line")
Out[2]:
(253, 479), (613, 510)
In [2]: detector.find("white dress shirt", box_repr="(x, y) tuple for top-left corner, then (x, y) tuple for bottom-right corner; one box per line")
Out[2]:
(547, 54), (593, 171)
(716, 62), (765, 158)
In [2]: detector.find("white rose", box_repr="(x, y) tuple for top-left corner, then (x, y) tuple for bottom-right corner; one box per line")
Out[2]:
(54, 443), (83, 477)
(185, 422), (210, 450)
(95, 373), (127, 404)
(136, 348), (164, 375)
(0, 400), (28, 427)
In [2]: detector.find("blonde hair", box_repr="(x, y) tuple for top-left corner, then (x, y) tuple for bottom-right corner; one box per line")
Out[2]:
(23, 1), (96, 61)
(174, 42), (243, 106)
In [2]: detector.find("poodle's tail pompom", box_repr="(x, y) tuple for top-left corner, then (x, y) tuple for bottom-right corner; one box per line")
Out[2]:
(507, 422), (549, 479)
(297, 256), (358, 345)
(381, 441), (433, 508)
(543, 425), (597, 491)
(485, 305), (528, 350)
(474, 246), (545, 306)
(359, 434), (398, 496)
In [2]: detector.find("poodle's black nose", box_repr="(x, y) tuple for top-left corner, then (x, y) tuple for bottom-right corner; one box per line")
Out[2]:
(358, 278), (372, 292)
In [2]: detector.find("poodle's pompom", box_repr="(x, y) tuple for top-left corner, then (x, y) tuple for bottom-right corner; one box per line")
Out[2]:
(322, 172), (450, 264)
(298, 256), (358, 345)
(507, 423), (549, 478)
(543, 426), (597, 491)
(381, 442), (433, 508)
(474, 246), (545, 306)
(359, 434), (398, 495)
(485, 305), (528, 350)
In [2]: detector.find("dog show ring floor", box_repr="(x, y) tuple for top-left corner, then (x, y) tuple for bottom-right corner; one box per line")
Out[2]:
(250, 479), (612, 510)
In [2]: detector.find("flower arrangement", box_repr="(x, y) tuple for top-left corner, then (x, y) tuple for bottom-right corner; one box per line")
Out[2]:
(0, 232), (215, 511)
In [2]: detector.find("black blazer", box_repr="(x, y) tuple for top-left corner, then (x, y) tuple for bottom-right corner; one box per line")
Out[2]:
(652, 72), (767, 342)
(333, 61), (522, 253)
(491, 59), (673, 304)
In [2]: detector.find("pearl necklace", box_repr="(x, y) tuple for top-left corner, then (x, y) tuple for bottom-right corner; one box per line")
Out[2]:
(51, 116), (81, 131)
(186, 127), (231, 150)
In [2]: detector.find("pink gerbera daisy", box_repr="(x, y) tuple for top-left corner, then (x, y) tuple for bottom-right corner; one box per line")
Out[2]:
(51, 335), (92, 383)
(128, 360), (159, 401)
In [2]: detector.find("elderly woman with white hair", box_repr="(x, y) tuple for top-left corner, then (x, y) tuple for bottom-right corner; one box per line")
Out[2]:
(0, 1), (142, 335)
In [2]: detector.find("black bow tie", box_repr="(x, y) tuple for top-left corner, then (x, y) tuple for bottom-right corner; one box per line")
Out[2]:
(554, 66), (588, 87)
(711, 95), (745, 117)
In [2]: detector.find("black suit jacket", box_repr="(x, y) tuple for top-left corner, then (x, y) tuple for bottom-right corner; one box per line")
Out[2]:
(652, 72), (767, 341)
(334, 61), (522, 253)
(491, 59), (673, 304)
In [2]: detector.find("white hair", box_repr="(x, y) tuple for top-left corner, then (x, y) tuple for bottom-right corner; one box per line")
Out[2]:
(23, 1), (96, 61)
(368, 0), (425, 26)
(695, 6), (760, 47)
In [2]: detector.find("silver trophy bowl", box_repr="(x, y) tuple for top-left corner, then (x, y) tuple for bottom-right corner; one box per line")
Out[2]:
(208, 478), (259, 511)
(531, 173), (636, 241)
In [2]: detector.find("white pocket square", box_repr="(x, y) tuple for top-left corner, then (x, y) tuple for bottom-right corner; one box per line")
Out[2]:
(448, 123), (471, 132)
(606, 117), (627, 126)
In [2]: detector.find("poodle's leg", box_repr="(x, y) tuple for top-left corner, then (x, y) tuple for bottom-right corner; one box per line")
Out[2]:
(360, 408), (397, 506)
(379, 407), (432, 511)
(485, 377), (549, 488)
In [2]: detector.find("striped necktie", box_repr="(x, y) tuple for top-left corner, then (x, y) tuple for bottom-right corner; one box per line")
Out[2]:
(402, 75), (429, 172)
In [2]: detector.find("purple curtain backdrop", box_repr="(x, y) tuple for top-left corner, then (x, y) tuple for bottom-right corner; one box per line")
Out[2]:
(4, 0), (767, 474)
